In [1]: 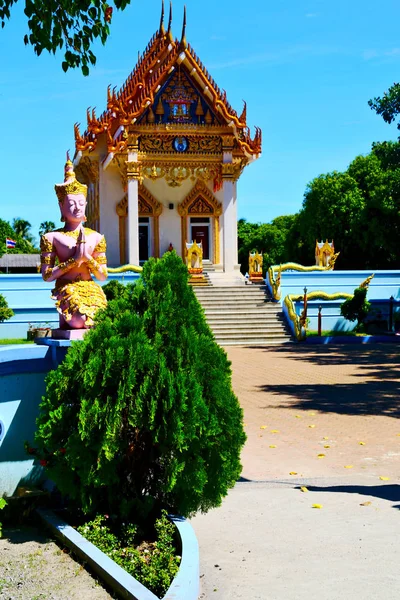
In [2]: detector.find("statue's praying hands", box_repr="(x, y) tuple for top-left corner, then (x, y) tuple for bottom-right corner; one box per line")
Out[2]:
(40, 159), (108, 331)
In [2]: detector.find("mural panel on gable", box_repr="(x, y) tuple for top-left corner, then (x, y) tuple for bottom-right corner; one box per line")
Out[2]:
(138, 68), (220, 127)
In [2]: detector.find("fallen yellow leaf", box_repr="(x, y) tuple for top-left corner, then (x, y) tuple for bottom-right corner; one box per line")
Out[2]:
(295, 415), (302, 419)
(359, 442), (366, 445)
(312, 504), (323, 509)
(269, 445), (277, 448)
(300, 486), (309, 493)
(344, 465), (353, 469)
(260, 425), (267, 429)
(289, 472), (298, 475)
(317, 453), (325, 458)
(323, 437), (329, 440)
(309, 412), (316, 416)
(270, 430), (280, 433)
(308, 425), (316, 428)
(360, 501), (372, 506)
(379, 476), (390, 481)
(324, 445), (330, 448)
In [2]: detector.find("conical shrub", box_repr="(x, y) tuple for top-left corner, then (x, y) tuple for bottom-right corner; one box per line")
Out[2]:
(36, 251), (246, 520)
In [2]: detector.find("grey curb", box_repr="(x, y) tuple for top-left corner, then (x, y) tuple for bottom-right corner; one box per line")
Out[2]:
(37, 509), (199, 600)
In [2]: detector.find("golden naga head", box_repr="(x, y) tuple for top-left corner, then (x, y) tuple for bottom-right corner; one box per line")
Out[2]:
(54, 157), (87, 202)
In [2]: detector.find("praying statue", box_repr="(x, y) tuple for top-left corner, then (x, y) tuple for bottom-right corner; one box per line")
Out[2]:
(40, 158), (107, 338)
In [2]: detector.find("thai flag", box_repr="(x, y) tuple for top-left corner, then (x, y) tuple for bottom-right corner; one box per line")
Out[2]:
(6, 238), (16, 249)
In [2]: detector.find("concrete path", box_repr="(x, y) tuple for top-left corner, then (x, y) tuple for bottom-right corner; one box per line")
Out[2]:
(191, 345), (400, 600)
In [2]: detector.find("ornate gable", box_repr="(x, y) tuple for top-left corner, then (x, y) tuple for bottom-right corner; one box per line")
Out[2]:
(74, 3), (261, 160)
(178, 181), (222, 216)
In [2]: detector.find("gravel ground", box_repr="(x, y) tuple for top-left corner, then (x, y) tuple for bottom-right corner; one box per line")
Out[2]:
(0, 524), (113, 600)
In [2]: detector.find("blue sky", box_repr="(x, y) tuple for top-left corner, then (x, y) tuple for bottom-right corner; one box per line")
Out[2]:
(1, 0), (400, 244)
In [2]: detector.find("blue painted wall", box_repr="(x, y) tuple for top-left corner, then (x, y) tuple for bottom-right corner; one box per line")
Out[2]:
(277, 270), (400, 331)
(0, 344), (68, 496)
(0, 273), (140, 339)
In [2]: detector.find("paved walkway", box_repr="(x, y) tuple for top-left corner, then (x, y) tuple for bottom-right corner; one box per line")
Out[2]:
(191, 344), (400, 600)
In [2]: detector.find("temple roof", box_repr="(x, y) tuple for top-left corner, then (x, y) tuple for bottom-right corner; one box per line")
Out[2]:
(74, 3), (261, 161)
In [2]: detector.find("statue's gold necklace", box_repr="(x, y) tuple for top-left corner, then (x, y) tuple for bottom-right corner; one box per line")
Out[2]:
(57, 227), (93, 239)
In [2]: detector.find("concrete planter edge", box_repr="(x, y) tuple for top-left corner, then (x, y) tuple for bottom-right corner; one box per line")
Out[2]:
(37, 508), (199, 600)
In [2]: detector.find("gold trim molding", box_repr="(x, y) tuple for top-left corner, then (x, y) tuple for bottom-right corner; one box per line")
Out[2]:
(126, 160), (143, 181)
(221, 159), (246, 181)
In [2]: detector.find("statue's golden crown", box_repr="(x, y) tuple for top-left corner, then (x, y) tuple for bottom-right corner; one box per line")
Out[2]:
(55, 160), (87, 201)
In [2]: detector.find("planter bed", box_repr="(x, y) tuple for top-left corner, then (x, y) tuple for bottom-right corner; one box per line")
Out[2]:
(37, 508), (199, 600)
(304, 334), (400, 344)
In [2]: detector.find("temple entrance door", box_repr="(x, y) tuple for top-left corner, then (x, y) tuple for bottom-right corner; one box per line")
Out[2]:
(191, 224), (210, 260)
(139, 217), (150, 263)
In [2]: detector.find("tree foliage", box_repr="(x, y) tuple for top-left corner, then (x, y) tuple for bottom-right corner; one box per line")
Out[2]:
(340, 287), (371, 330)
(0, 0), (131, 75)
(35, 252), (245, 522)
(0, 294), (14, 322)
(12, 217), (35, 246)
(296, 141), (400, 269)
(369, 83), (400, 132)
(39, 221), (56, 238)
(238, 215), (297, 274)
(0, 218), (38, 256)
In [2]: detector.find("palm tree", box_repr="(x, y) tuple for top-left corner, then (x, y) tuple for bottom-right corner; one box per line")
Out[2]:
(12, 217), (35, 246)
(39, 221), (56, 237)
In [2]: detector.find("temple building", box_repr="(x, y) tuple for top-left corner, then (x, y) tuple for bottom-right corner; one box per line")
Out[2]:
(73, 3), (261, 273)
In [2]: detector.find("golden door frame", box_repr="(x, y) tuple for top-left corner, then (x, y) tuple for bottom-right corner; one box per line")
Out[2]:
(116, 186), (163, 264)
(177, 181), (222, 264)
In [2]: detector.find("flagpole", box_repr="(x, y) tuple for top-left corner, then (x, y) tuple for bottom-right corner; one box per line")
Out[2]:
(5, 242), (7, 275)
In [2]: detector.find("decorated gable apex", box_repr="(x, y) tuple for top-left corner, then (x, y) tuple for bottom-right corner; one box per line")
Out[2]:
(74, 2), (262, 161)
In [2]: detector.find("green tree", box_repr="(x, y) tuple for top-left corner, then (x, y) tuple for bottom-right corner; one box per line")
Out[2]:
(297, 171), (365, 269)
(340, 286), (371, 331)
(369, 83), (400, 133)
(0, 294), (14, 322)
(39, 221), (56, 237)
(35, 252), (245, 522)
(238, 215), (298, 274)
(12, 217), (35, 247)
(0, 218), (37, 256)
(0, 0), (132, 75)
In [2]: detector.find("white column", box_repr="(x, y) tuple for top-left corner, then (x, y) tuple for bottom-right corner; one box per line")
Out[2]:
(222, 149), (239, 273)
(127, 149), (139, 266)
(222, 179), (236, 272)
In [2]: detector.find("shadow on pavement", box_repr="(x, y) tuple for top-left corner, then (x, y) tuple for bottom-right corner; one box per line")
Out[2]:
(302, 484), (400, 505)
(258, 380), (400, 417)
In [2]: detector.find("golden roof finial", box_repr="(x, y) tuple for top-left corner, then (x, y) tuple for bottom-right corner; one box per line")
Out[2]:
(159, 0), (165, 35)
(167, 1), (173, 42)
(179, 5), (187, 50)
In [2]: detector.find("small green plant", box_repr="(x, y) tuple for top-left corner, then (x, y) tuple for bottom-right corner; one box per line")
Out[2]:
(102, 279), (128, 301)
(0, 498), (7, 538)
(340, 286), (371, 331)
(77, 511), (180, 597)
(0, 294), (13, 323)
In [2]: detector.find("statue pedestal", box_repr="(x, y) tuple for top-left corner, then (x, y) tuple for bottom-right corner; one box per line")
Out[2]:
(51, 329), (88, 340)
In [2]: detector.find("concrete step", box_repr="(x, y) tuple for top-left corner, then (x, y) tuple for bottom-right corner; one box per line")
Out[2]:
(200, 301), (272, 307)
(218, 339), (293, 346)
(212, 323), (284, 334)
(207, 317), (286, 325)
(194, 285), (268, 292)
(196, 295), (272, 302)
(214, 329), (290, 338)
(204, 308), (282, 315)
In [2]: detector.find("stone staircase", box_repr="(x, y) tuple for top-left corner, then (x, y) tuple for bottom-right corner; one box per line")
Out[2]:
(193, 284), (293, 346)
